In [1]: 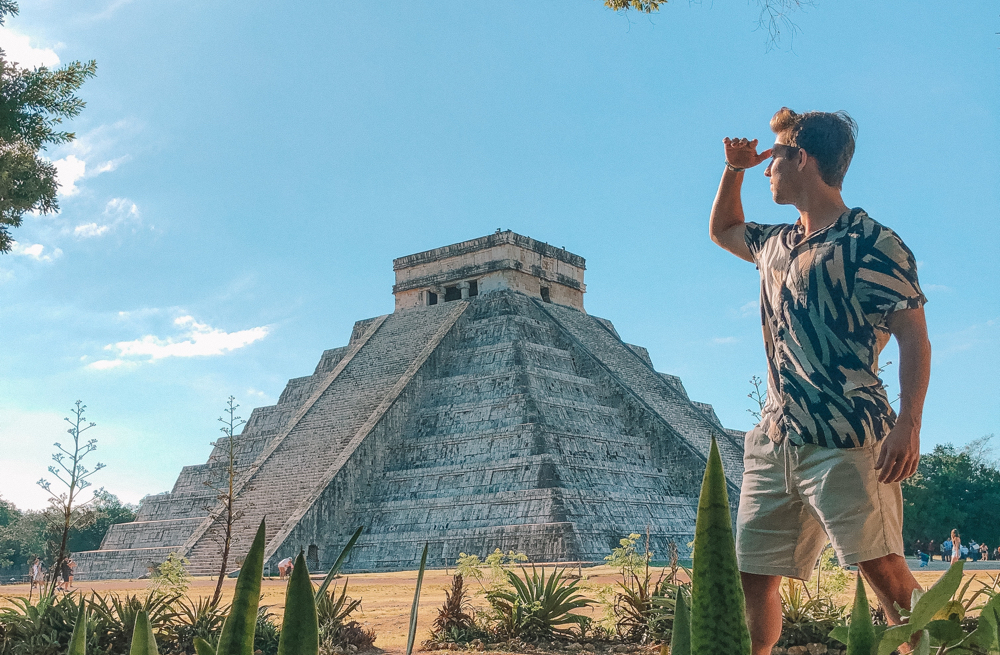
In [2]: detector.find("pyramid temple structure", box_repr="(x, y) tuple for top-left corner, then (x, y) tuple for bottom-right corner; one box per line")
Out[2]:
(76, 231), (746, 579)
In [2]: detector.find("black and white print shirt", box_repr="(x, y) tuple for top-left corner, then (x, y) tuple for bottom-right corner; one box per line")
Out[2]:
(744, 208), (927, 449)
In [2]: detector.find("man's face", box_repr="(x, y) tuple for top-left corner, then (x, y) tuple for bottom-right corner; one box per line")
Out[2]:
(764, 141), (802, 205)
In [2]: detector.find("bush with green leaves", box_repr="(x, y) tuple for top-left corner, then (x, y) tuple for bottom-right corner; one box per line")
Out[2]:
(776, 578), (846, 648)
(829, 560), (1000, 655)
(486, 566), (593, 641)
(148, 552), (191, 596)
(456, 549), (528, 593)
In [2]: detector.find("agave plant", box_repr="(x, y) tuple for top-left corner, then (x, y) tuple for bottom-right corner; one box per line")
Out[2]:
(0, 591), (89, 655)
(487, 566), (593, 641)
(88, 591), (180, 654)
(689, 436), (751, 655)
(163, 596), (230, 655)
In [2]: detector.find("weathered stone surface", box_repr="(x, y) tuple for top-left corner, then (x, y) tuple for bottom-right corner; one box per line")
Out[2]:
(74, 233), (744, 579)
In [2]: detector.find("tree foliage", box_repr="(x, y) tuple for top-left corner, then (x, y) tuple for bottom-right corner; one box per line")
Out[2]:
(902, 436), (1000, 551)
(0, 490), (135, 578)
(0, 1), (96, 252)
(603, 0), (810, 50)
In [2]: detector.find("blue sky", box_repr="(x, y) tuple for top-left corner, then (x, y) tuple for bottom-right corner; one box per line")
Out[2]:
(1, 1), (997, 510)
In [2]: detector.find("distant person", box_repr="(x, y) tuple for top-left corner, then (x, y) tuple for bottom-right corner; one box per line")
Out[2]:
(943, 538), (952, 562)
(969, 540), (980, 561)
(58, 558), (72, 591)
(913, 539), (925, 558)
(928, 539), (936, 562)
(951, 530), (963, 563)
(919, 550), (929, 568)
(29, 558), (45, 597)
(981, 543), (989, 561)
(277, 557), (294, 580)
(67, 558), (76, 588)
(711, 108), (930, 655)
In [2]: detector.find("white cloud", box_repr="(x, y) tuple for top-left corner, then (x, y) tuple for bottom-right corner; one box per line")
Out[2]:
(105, 197), (139, 218)
(73, 198), (140, 238)
(712, 336), (739, 344)
(54, 155), (86, 196)
(87, 358), (130, 370)
(0, 26), (60, 68)
(74, 222), (110, 238)
(10, 241), (63, 262)
(739, 300), (759, 318)
(88, 315), (270, 370)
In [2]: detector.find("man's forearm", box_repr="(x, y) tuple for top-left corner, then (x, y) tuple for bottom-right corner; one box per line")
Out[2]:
(710, 168), (747, 245)
(896, 331), (931, 429)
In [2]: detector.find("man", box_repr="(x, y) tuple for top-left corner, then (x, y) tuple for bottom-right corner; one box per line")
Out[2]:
(709, 107), (932, 655)
(277, 556), (294, 580)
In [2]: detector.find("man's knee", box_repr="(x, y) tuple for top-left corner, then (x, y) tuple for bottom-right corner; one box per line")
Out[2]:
(741, 571), (782, 599)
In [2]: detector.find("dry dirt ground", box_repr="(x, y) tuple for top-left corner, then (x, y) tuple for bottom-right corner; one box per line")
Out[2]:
(2, 564), (998, 655)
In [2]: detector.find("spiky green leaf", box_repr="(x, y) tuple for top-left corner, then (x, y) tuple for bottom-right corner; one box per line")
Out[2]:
(128, 610), (159, 655)
(217, 519), (266, 655)
(68, 595), (87, 655)
(689, 437), (750, 655)
(193, 637), (216, 655)
(671, 589), (691, 655)
(406, 543), (429, 655)
(315, 526), (364, 600)
(847, 573), (874, 655)
(278, 552), (319, 655)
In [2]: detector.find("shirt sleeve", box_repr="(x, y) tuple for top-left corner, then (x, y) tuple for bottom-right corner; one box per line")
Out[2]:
(855, 227), (927, 321)
(743, 222), (785, 262)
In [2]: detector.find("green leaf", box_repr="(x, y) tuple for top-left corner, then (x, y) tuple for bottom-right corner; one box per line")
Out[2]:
(217, 519), (266, 655)
(689, 437), (750, 655)
(671, 589), (691, 655)
(913, 630), (930, 655)
(964, 598), (1000, 652)
(315, 526), (364, 600)
(909, 560), (964, 630)
(406, 543), (429, 655)
(847, 574), (875, 655)
(278, 551), (318, 655)
(924, 619), (964, 645)
(877, 624), (915, 655)
(193, 637), (216, 655)
(68, 596), (87, 655)
(829, 626), (850, 646)
(129, 610), (159, 655)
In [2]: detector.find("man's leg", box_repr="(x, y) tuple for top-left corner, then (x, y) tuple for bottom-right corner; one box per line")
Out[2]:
(741, 572), (783, 655)
(857, 554), (921, 624)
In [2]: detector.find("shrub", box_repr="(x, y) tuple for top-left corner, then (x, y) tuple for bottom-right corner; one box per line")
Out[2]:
(88, 591), (179, 654)
(316, 580), (373, 650)
(431, 574), (479, 643)
(148, 552), (191, 596)
(161, 597), (228, 655)
(776, 578), (846, 648)
(487, 566), (592, 641)
(253, 607), (280, 655)
(0, 592), (86, 655)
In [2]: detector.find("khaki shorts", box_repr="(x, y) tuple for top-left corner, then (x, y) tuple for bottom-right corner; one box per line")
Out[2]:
(736, 425), (904, 580)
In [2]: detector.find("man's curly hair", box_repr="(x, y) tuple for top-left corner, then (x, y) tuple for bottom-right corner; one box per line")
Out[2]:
(770, 107), (858, 189)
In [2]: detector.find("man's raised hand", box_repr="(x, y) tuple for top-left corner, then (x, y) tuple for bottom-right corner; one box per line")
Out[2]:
(724, 137), (772, 170)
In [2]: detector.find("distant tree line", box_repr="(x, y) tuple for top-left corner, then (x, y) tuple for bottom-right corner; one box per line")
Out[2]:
(0, 489), (136, 580)
(902, 436), (1000, 552)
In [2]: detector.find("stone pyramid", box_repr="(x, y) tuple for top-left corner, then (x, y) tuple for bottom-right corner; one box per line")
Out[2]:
(75, 231), (745, 579)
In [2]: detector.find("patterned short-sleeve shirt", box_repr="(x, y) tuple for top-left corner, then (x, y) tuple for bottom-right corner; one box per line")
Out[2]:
(744, 208), (927, 449)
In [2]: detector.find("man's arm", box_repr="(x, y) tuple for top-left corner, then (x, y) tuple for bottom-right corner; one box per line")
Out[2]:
(875, 306), (932, 483)
(709, 137), (772, 263)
